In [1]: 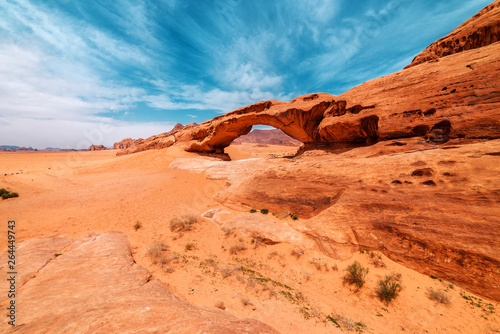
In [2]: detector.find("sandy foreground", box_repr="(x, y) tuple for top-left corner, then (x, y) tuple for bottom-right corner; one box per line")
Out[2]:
(0, 144), (499, 334)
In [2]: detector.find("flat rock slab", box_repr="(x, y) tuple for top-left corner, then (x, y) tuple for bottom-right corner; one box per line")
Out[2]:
(1, 232), (279, 334)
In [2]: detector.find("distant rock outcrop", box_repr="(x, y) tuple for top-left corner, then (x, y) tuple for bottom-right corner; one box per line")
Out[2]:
(88, 144), (107, 151)
(112, 138), (141, 150)
(0, 232), (279, 333)
(233, 129), (303, 146)
(405, 0), (500, 68)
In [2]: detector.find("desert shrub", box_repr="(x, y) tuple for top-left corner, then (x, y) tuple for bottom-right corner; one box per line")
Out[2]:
(215, 300), (226, 310)
(358, 246), (369, 254)
(295, 291), (307, 303)
(260, 209), (269, 215)
(169, 214), (198, 232)
(327, 315), (365, 331)
(343, 261), (369, 290)
(309, 259), (322, 271)
(250, 209), (257, 213)
(230, 243), (247, 255)
(310, 308), (321, 318)
(185, 243), (195, 251)
(220, 265), (241, 278)
(241, 296), (253, 306)
(133, 221), (142, 231)
(376, 274), (402, 303)
(427, 287), (451, 305)
(146, 241), (168, 259)
(247, 279), (256, 288)
(0, 188), (19, 200)
(267, 251), (279, 259)
(223, 227), (234, 237)
(220, 267), (233, 278)
(290, 214), (299, 220)
(162, 266), (174, 273)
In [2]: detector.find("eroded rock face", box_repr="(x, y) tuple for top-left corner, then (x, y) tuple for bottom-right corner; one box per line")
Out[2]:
(1, 232), (279, 333)
(406, 0), (500, 68)
(112, 138), (141, 150)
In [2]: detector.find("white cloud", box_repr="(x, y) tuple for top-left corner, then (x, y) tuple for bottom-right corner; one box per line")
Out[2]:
(0, 116), (175, 149)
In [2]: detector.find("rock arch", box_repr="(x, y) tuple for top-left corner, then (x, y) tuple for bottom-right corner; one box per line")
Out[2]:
(185, 93), (380, 154)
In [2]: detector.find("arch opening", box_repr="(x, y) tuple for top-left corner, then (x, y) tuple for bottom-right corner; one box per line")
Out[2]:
(224, 124), (303, 160)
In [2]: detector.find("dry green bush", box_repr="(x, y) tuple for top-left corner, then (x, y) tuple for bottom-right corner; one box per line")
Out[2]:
(343, 261), (369, 290)
(376, 274), (402, 303)
(133, 221), (142, 231)
(220, 265), (241, 278)
(162, 266), (174, 273)
(229, 243), (247, 255)
(169, 214), (198, 232)
(146, 241), (169, 259)
(241, 296), (253, 306)
(427, 287), (451, 305)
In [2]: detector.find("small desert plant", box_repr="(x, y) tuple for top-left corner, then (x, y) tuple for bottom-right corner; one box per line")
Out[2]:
(223, 227), (234, 237)
(331, 264), (339, 271)
(230, 243), (247, 255)
(220, 265), (241, 278)
(215, 300), (226, 310)
(427, 287), (451, 305)
(250, 209), (257, 213)
(358, 246), (369, 254)
(260, 209), (269, 215)
(162, 265), (174, 273)
(290, 214), (299, 220)
(310, 259), (322, 271)
(146, 241), (169, 259)
(169, 214), (198, 232)
(376, 274), (402, 303)
(310, 308), (321, 318)
(327, 315), (366, 332)
(133, 221), (142, 231)
(247, 279), (256, 288)
(295, 291), (307, 303)
(267, 251), (279, 259)
(241, 296), (253, 306)
(185, 243), (195, 251)
(0, 188), (19, 200)
(343, 261), (369, 290)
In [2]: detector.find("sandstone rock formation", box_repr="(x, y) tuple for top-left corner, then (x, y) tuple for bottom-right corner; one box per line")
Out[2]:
(405, 0), (500, 68)
(88, 144), (107, 151)
(112, 138), (141, 150)
(173, 138), (500, 301)
(0, 232), (279, 333)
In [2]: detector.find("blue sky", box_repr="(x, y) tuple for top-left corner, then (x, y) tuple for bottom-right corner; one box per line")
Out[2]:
(0, 0), (491, 149)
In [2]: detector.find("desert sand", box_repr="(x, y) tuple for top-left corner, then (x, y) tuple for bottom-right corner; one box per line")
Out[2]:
(1, 142), (499, 333)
